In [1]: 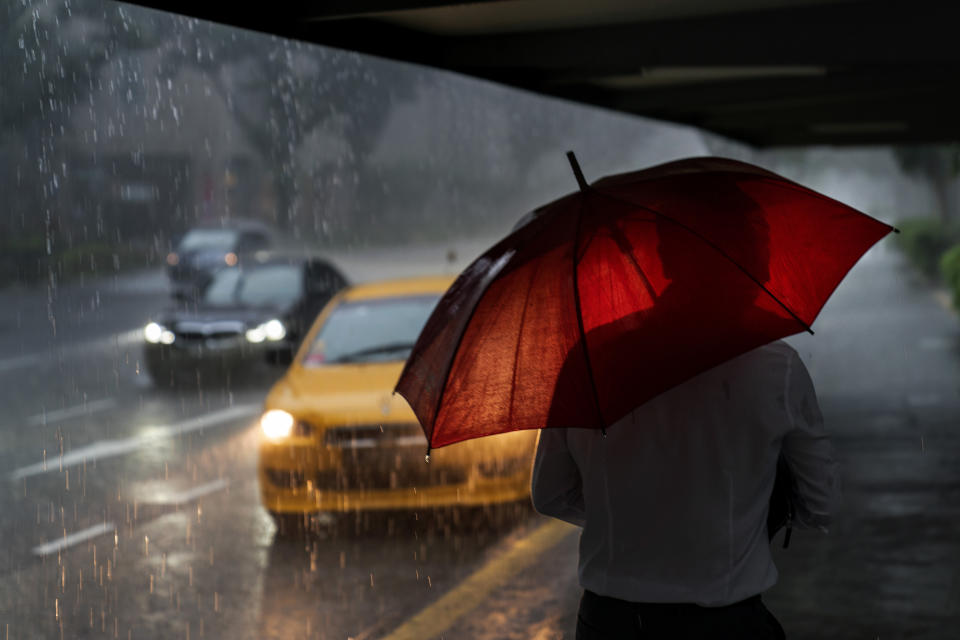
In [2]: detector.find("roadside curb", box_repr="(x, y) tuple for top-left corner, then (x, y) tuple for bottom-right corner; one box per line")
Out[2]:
(933, 288), (954, 315)
(378, 519), (577, 640)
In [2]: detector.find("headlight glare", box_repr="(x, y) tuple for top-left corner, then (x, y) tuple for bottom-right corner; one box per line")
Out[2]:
(263, 319), (286, 341)
(261, 409), (295, 440)
(246, 319), (286, 343)
(144, 322), (164, 344)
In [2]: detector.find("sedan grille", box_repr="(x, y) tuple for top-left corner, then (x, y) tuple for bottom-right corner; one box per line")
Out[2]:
(173, 320), (245, 344)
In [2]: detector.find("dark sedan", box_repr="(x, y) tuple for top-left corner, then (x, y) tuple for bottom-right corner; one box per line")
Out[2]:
(165, 221), (275, 300)
(145, 252), (348, 386)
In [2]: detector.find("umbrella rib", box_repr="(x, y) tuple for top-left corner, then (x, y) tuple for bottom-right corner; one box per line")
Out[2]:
(607, 218), (659, 303)
(572, 194), (608, 429)
(595, 190), (815, 335)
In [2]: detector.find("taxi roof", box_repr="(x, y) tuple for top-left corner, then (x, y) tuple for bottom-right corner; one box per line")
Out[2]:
(341, 275), (456, 301)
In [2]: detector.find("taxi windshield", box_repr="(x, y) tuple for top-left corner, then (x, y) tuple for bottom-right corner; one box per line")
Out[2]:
(203, 264), (304, 308)
(305, 295), (439, 365)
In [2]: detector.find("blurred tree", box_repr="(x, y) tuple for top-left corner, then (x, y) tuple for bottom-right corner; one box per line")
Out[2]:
(154, 20), (423, 231)
(1, 0), (162, 280)
(1, 1), (161, 138)
(894, 145), (960, 222)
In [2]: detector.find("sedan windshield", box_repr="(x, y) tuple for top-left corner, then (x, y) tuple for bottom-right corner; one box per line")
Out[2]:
(177, 229), (238, 252)
(203, 264), (304, 308)
(305, 295), (439, 364)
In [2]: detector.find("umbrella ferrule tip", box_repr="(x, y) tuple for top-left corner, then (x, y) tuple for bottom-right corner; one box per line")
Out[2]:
(566, 151), (589, 191)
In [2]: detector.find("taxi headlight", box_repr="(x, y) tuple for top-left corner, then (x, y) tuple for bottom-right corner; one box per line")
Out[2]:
(246, 319), (286, 343)
(261, 409), (295, 440)
(145, 322), (176, 345)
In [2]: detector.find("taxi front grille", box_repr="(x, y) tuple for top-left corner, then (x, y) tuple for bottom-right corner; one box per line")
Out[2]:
(265, 424), (467, 492)
(315, 466), (467, 490)
(316, 447), (467, 490)
(323, 423), (426, 449)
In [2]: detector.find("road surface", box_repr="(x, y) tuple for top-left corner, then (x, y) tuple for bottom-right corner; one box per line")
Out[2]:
(0, 238), (957, 639)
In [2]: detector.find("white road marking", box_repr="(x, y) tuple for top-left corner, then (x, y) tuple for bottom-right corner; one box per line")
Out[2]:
(28, 397), (118, 426)
(106, 329), (144, 349)
(907, 393), (942, 408)
(0, 328), (142, 376)
(0, 353), (42, 374)
(933, 290), (953, 313)
(143, 478), (230, 505)
(918, 336), (954, 351)
(32, 522), (116, 557)
(9, 404), (259, 481)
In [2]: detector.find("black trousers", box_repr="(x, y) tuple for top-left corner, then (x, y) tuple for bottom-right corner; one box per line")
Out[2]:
(576, 590), (786, 640)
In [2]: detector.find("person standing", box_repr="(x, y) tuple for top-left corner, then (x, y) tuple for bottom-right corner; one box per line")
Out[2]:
(532, 339), (840, 639)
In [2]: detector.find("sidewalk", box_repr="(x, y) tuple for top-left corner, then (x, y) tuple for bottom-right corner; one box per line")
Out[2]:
(378, 243), (960, 639)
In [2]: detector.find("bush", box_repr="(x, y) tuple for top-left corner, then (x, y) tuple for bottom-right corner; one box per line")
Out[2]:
(895, 217), (960, 279)
(940, 245), (960, 310)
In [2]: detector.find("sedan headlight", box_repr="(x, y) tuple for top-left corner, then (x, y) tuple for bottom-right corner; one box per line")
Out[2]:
(144, 322), (175, 345)
(261, 409), (295, 440)
(245, 319), (286, 343)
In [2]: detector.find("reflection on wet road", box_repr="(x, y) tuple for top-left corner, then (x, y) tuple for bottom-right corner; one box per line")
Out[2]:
(0, 241), (958, 638)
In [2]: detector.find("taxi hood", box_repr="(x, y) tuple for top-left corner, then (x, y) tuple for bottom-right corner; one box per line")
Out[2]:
(266, 361), (415, 423)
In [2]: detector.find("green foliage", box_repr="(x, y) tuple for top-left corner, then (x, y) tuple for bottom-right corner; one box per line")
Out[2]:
(940, 245), (960, 310)
(894, 218), (960, 279)
(894, 145), (960, 178)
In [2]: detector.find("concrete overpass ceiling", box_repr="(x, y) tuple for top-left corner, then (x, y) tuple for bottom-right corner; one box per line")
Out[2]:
(124, 0), (960, 147)
(367, 0), (847, 34)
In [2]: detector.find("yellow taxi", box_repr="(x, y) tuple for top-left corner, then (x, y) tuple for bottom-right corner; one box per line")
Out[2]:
(257, 275), (537, 521)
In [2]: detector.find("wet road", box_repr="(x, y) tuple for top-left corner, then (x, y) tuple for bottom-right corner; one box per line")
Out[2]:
(0, 238), (957, 639)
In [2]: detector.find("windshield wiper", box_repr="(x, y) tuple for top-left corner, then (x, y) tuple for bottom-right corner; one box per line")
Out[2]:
(326, 342), (417, 364)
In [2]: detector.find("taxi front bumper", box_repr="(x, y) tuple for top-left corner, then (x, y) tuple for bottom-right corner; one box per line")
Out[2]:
(258, 434), (534, 514)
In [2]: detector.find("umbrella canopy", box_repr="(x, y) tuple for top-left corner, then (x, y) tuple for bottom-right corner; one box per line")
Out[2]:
(396, 155), (894, 451)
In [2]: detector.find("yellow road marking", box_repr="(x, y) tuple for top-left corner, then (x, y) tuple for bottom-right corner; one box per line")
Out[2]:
(381, 518), (577, 640)
(933, 289), (953, 313)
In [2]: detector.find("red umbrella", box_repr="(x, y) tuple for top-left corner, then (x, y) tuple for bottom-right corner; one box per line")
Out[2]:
(395, 154), (894, 454)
